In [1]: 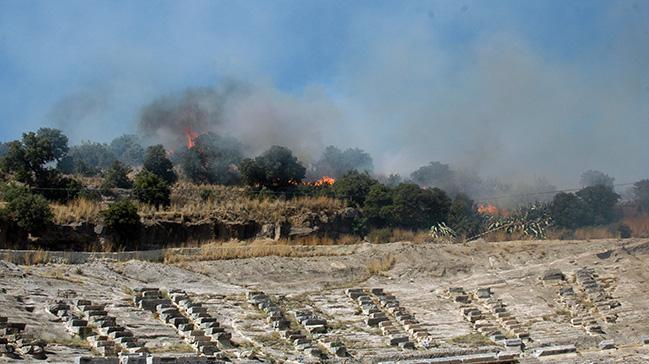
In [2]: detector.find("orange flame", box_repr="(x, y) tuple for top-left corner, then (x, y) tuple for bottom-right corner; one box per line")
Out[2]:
(184, 127), (199, 149)
(313, 176), (335, 187)
(478, 203), (501, 216)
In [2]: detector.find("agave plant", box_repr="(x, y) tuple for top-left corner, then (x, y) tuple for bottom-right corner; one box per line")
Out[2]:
(484, 202), (553, 239)
(430, 222), (458, 243)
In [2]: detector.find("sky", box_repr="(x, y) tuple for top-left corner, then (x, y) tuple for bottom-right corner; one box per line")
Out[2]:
(0, 0), (648, 185)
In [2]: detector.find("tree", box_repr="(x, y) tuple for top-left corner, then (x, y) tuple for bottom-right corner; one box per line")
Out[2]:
(239, 145), (306, 189)
(58, 142), (116, 176)
(0, 142), (8, 158)
(180, 133), (243, 185)
(1, 128), (69, 185)
(35, 171), (82, 203)
(363, 184), (393, 228)
(386, 184), (451, 230)
(1, 183), (52, 234)
(110, 134), (144, 166)
(550, 192), (592, 229)
(100, 199), (141, 247)
(580, 170), (614, 188)
(133, 171), (170, 207)
(447, 193), (482, 237)
(410, 161), (457, 194)
(311, 145), (374, 179)
(633, 179), (649, 213)
(143, 145), (177, 185)
(101, 160), (133, 189)
(331, 170), (378, 207)
(575, 185), (619, 225)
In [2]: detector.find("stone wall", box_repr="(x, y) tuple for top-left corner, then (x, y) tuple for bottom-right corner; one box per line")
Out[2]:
(0, 207), (359, 250)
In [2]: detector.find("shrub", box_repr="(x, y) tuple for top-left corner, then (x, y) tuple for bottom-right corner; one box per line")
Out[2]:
(143, 145), (177, 185)
(35, 171), (82, 203)
(447, 193), (483, 238)
(101, 160), (133, 189)
(616, 223), (632, 238)
(133, 171), (170, 207)
(100, 200), (141, 247)
(332, 170), (378, 207)
(368, 228), (392, 244)
(1, 184), (53, 234)
(239, 145), (306, 189)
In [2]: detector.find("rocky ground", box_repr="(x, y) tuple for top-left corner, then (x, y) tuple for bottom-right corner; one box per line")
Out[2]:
(2, 238), (649, 363)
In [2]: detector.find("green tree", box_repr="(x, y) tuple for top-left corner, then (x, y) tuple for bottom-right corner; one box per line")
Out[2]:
(633, 179), (649, 213)
(133, 171), (170, 207)
(180, 133), (243, 185)
(447, 193), (482, 237)
(110, 134), (144, 166)
(550, 192), (591, 229)
(311, 145), (374, 179)
(58, 142), (116, 176)
(1, 183), (52, 234)
(1, 128), (69, 185)
(386, 184), (451, 230)
(100, 199), (141, 247)
(239, 145), (306, 189)
(579, 170), (614, 188)
(331, 170), (378, 207)
(363, 184), (393, 228)
(0, 142), (9, 158)
(410, 161), (456, 193)
(575, 185), (619, 225)
(101, 160), (133, 189)
(143, 145), (177, 185)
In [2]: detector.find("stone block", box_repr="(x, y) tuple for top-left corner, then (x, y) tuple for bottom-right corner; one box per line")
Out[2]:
(169, 317), (189, 327)
(305, 324), (326, 334)
(367, 317), (389, 326)
(76, 357), (119, 364)
(139, 299), (168, 312)
(599, 340), (615, 350)
(532, 345), (576, 357)
(542, 269), (564, 281)
(108, 330), (133, 339)
(388, 336), (409, 346)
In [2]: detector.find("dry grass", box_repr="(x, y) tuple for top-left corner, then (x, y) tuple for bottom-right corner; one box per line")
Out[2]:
(46, 336), (92, 349)
(286, 234), (360, 246)
(368, 228), (431, 244)
(366, 254), (396, 275)
(448, 333), (494, 347)
(51, 198), (104, 224)
(50, 183), (346, 224)
(17, 249), (50, 265)
(147, 342), (194, 353)
(622, 214), (649, 238)
(389, 228), (431, 244)
(163, 240), (349, 263)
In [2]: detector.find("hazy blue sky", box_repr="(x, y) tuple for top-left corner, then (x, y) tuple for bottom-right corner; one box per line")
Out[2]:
(0, 0), (647, 183)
